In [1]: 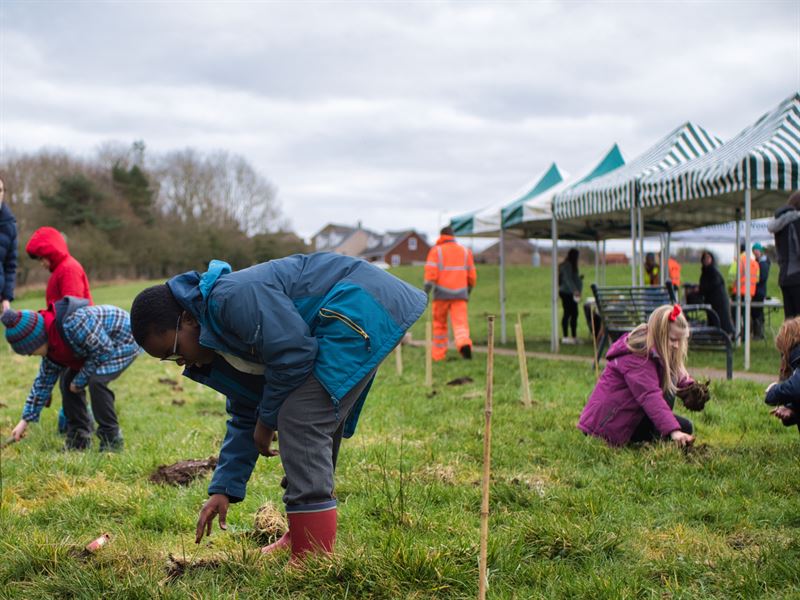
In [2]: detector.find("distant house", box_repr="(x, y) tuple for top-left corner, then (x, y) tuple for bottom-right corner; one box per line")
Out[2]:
(360, 230), (431, 266)
(311, 223), (379, 257)
(477, 238), (540, 265)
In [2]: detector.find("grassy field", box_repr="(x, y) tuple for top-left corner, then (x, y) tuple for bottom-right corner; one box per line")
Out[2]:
(2, 269), (798, 598)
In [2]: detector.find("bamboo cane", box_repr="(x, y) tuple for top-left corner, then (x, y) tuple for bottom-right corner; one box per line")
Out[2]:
(395, 342), (403, 376)
(514, 314), (532, 407)
(479, 315), (495, 600)
(590, 304), (600, 380)
(425, 318), (433, 387)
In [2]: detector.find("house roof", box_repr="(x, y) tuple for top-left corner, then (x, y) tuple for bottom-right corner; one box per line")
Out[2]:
(312, 223), (379, 252)
(361, 230), (423, 258)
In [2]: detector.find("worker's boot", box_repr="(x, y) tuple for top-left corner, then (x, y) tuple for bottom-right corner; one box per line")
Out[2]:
(459, 345), (472, 359)
(287, 501), (337, 563)
(752, 317), (764, 340)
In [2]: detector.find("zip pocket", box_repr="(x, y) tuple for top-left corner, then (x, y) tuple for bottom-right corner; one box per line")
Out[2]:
(598, 408), (617, 429)
(319, 308), (371, 351)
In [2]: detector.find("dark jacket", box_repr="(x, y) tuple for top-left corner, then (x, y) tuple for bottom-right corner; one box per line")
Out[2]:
(765, 344), (800, 411)
(558, 261), (582, 295)
(0, 203), (18, 301)
(167, 253), (427, 501)
(26, 227), (93, 306)
(755, 255), (771, 300)
(768, 206), (800, 287)
(699, 260), (735, 336)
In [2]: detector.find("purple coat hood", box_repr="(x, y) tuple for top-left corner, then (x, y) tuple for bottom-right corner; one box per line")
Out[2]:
(577, 333), (688, 446)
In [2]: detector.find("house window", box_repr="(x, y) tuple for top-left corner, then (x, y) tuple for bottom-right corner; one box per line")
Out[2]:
(391, 254), (401, 267)
(408, 237), (418, 251)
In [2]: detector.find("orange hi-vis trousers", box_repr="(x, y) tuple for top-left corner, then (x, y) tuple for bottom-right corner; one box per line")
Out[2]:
(432, 299), (472, 361)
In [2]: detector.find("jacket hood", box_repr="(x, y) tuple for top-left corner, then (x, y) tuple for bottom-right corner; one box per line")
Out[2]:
(26, 227), (69, 270)
(435, 234), (456, 246)
(605, 333), (634, 361)
(768, 206), (800, 234)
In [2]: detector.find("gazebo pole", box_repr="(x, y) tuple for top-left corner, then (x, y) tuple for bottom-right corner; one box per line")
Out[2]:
(659, 234), (666, 286)
(638, 202), (645, 286)
(551, 216), (559, 352)
(499, 227), (507, 345)
(735, 211), (742, 347)
(666, 231), (673, 298)
(602, 239), (607, 285)
(630, 203), (637, 286)
(594, 240), (600, 285)
(744, 177), (752, 370)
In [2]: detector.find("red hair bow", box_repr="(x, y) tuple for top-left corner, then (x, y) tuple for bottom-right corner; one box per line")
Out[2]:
(668, 304), (682, 322)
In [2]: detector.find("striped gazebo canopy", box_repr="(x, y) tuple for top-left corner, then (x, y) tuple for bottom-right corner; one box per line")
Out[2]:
(638, 91), (800, 229)
(500, 162), (566, 230)
(553, 122), (722, 222)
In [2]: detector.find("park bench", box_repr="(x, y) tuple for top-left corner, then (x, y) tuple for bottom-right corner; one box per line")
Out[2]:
(590, 284), (733, 380)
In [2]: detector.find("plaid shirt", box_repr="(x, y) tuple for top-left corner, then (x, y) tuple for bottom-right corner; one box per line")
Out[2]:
(22, 305), (140, 422)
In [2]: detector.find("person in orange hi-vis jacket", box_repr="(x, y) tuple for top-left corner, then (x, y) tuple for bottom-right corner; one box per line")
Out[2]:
(424, 226), (477, 360)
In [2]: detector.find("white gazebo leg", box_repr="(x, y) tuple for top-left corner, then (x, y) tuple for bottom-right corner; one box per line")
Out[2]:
(551, 216), (559, 353)
(500, 228), (507, 345)
(745, 187), (752, 370)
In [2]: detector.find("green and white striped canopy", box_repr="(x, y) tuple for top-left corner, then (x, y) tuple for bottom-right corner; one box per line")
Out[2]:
(553, 123), (722, 220)
(639, 92), (800, 226)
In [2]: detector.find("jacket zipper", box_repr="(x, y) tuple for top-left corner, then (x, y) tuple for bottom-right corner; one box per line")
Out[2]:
(599, 408), (617, 429)
(319, 308), (371, 351)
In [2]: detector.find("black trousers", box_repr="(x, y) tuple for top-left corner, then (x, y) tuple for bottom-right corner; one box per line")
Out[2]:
(630, 413), (693, 443)
(782, 284), (800, 319)
(60, 368), (121, 444)
(560, 292), (578, 337)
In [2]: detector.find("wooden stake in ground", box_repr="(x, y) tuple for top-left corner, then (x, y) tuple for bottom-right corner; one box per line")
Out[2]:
(395, 342), (403, 376)
(514, 314), (532, 407)
(590, 305), (600, 380)
(425, 318), (433, 387)
(479, 315), (495, 600)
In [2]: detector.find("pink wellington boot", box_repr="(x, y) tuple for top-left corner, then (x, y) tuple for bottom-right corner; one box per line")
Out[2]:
(286, 500), (337, 563)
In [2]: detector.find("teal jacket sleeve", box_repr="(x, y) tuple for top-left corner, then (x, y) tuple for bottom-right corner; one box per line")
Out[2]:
(208, 396), (260, 503)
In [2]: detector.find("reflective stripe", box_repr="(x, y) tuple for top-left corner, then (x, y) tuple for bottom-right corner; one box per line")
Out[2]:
(441, 266), (469, 271)
(437, 246), (444, 270)
(432, 285), (469, 300)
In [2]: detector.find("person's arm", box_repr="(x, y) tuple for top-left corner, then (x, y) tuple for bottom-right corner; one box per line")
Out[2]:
(56, 265), (91, 300)
(3, 223), (17, 303)
(20, 357), (62, 423)
(424, 247), (438, 293)
(624, 355), (682, 436)
(765, 370), (800, 406)
(207, 397), (262, 502)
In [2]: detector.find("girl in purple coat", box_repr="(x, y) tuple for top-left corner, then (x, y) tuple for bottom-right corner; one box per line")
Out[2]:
(578, 304), (696, 447)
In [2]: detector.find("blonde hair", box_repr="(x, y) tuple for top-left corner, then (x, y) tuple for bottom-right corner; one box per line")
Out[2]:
(626, 305), (689, 394)
(775, 317), (800, 380)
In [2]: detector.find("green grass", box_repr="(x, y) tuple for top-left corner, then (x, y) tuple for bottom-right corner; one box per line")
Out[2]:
(1, 272), (796, 598)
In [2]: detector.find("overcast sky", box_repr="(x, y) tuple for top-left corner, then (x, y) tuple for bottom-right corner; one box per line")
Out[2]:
(1, 1), (798, 245)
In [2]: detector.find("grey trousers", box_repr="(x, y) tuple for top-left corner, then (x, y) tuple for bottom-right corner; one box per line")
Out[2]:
(277, 369), (376, 506)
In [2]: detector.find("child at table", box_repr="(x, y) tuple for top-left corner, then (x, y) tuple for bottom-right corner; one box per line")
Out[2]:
(578, 304), (696, 447)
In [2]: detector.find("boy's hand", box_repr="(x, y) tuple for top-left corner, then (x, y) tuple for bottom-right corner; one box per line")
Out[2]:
(254, 421), (278, 457)
(11, 419), (28, 442)
(69, 383), (81, 394)
(195, 493), (229, 543)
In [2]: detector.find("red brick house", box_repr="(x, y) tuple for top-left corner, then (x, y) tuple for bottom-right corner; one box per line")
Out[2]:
(360, 230), (430, 266)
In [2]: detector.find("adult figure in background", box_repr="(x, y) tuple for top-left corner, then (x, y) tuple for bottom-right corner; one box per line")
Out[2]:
(768, 191), (800, 318)
(558, 248), (583, 344)
(668, 256), (682, 300)
(644, 252), (659, 285)
(424, 226), (476, 360)
(0, 176), (18, 313)
(698, 250), (735, 337)
(751, 242), (771, 340)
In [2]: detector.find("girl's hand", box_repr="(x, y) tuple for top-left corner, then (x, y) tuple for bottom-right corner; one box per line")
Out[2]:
(11, 419), (28, 442)
(770, 406), (795, 422)
(669, 430), (695, 447)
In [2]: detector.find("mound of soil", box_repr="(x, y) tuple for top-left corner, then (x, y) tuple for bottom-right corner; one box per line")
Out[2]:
(251, 501), (287, 544)
(446, 376), (474, 386)
(677, 379), (711, 412)
(158, 377), (178, 386)
(164, 553), (223, 581)
(149, 457), (218, 486)
(171, 399), (186, 406)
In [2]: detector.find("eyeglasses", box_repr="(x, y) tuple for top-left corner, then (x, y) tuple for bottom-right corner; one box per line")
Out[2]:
(161, 313), (182, 362)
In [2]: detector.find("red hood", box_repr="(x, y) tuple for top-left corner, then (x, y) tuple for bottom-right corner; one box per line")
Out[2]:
(26, 227), (69, 271)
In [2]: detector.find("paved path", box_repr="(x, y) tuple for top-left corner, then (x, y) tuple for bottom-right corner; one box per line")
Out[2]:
(406, 340), (774, 385)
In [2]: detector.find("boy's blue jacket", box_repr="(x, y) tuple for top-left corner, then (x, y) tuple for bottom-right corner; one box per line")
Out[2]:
(167, 253), (427, 501)
(766, 344), (800, 409)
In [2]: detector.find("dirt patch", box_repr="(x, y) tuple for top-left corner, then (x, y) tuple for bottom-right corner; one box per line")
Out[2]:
(171, 399), (186, 406)
(158, 377), (178, 386)
(250, 501), (287, 544)
(149, 457), (218, 486)
(198, 410), (225, 417)
(163, 553), (223, 581)
(0, 401), (7, 408)
(683, 442), (712, 460)
(446, 376), (474, 386)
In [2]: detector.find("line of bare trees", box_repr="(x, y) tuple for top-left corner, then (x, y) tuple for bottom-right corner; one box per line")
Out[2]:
(1, 141), (307, 285)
